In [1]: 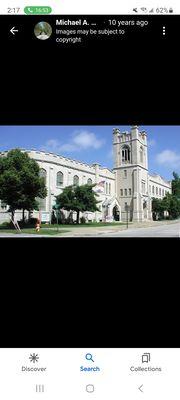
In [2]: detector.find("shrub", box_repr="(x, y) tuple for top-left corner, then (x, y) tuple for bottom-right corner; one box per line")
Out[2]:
(66, 211), (74, 224)
(29, 217), (38, 225)
(80, 216), (86, 224)
(59, 210), (66, 224)
(0, 222), (11, 229)
(0, 222), (10, 226)
(17, 217), (38, 228)
(51, 211), (57, 224)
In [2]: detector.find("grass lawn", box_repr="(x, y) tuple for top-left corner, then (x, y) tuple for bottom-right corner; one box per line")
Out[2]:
(23, 229), (70, 235)
(0, 228), (70, 235)
(40, 222), (129, 228)
(0, 222), (128, 229)
(0, 221), (129, 234)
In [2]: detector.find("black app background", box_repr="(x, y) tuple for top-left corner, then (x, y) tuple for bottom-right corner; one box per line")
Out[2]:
(0, 15), (178, 348)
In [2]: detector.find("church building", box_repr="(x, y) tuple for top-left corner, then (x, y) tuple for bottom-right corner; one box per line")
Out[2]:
(113, 126), (171, 221)
(0, 126), (172, 223)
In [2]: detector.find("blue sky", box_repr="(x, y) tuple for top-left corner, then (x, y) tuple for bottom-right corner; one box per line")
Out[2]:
(0, 125), (180, 180)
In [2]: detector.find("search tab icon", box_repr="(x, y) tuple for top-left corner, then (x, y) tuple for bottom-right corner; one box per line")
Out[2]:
(85, 353), (94, 362)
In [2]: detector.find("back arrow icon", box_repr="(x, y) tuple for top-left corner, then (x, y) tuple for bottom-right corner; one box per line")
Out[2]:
(10, 27), (19, 35)
(138, 384), (143, 392)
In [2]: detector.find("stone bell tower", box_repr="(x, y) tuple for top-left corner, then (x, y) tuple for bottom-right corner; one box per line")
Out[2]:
(113, 126), (152, 221)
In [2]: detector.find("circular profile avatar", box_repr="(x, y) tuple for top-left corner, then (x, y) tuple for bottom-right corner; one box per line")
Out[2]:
(34, 21), (52, 40)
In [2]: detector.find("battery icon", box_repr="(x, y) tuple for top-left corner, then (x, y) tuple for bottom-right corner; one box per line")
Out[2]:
(169, 8), (173, 12)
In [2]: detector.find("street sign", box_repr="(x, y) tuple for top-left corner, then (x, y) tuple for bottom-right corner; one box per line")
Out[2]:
(41, 212), (50, 222)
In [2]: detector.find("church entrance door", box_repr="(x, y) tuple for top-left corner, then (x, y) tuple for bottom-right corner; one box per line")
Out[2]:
(113, 205), (120, 221)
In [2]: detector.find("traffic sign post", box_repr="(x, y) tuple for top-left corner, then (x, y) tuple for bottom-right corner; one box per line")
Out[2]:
(125, 205), (130, 229)
(53, 205), (59, 232)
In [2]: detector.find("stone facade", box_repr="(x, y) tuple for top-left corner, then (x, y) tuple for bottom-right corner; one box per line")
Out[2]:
(113, 126), (171, 221)
(0, 126), (172, 223)
(0, 149), (120, 223)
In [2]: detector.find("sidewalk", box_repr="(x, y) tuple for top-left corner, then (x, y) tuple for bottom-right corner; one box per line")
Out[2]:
(59, 219), (180, 237)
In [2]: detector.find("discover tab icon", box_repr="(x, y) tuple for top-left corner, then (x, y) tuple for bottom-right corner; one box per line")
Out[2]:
(29, 353), (39, 363)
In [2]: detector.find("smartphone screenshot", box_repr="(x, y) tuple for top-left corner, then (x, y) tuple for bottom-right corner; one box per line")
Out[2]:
(0, 0), (179, 397)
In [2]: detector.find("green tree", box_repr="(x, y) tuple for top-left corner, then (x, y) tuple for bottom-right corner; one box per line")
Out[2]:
(163, 193), (180, 219)
(54, 184), (100, 224)
(162, 172), (180, 219)
(152, 197), (165, 220)
(172, 172), (180, 199)
(0, 149), (47, 221)
(152, 192), (180, 221)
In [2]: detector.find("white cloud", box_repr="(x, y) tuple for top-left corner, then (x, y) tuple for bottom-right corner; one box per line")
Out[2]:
(42, 139), (60, 151)
(56, 142), (77, 152)
(72, 130), (104, 150)
(156, 149), (180, 169)
(42, 130), (105, 153)
(148, 139), (156, 147)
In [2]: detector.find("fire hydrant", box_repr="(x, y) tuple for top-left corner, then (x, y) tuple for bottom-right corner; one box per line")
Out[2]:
(35, 218), (41, 232)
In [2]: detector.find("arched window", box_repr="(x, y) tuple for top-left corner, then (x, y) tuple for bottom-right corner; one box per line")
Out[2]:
(73, 175), (79, 186)
(106, 183), (108, 194)
(87, 178), (92, 185)
(39, 168), (47, 184)
(140, 146), (143, 163)
(57, 171), (63, 187)
(109, 183), (111, 194)
(122, 145), (130, 163)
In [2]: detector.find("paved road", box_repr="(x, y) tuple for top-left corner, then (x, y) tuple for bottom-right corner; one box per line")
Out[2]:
(99, 221), (180, 237)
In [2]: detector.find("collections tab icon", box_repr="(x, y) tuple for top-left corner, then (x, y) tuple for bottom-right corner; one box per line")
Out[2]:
(141, 353), (150, 363)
